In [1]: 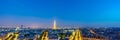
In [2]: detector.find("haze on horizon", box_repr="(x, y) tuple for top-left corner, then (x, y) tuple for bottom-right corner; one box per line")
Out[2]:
(0, 0), (120, 27)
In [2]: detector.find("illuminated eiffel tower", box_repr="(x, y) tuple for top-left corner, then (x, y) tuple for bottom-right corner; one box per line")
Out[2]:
(69, 29), (83, 40)
(52, 20), (57, 30)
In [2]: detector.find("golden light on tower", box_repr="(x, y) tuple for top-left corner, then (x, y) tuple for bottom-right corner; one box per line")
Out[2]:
(52, 20), (57, 30)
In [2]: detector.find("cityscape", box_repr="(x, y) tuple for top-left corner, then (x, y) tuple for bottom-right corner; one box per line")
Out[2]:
(1, 0), (120, 40)
(0, 20), (119, 40)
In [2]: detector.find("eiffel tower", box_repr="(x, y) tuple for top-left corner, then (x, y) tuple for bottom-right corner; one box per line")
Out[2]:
(52, 20), (57, 30)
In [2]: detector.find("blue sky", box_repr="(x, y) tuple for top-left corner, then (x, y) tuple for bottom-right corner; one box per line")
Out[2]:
(0, 0), (120, 27)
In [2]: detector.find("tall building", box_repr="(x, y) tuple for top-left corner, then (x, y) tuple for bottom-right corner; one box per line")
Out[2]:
(52, 20), (57, 30)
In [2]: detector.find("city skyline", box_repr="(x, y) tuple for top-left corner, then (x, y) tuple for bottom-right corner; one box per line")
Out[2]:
(0, 0), (120, 40)
(0, 0), (120, 27)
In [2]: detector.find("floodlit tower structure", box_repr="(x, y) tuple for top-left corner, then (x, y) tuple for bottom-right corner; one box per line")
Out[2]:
(52, 20), (57, 30)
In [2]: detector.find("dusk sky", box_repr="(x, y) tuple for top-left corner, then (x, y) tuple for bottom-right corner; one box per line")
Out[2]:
(0, 0), (120, 27)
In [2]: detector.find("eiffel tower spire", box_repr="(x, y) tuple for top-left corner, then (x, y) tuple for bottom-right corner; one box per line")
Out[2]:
(52, 20), (57, 30)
